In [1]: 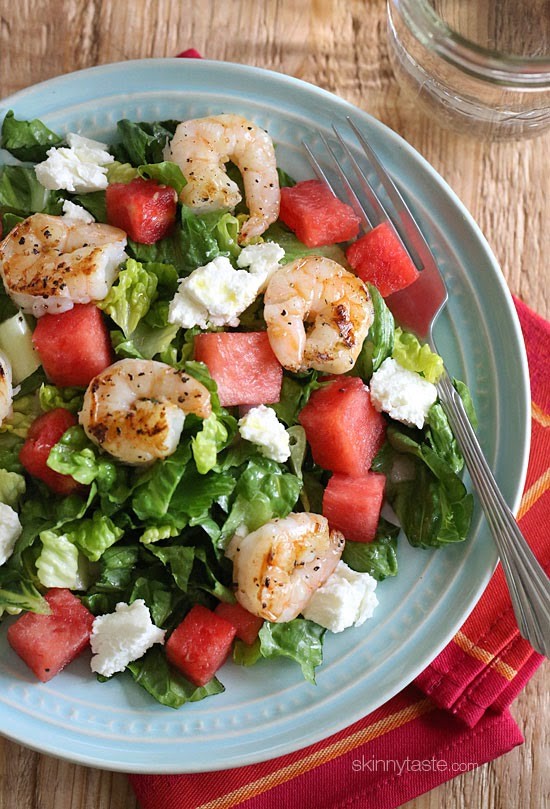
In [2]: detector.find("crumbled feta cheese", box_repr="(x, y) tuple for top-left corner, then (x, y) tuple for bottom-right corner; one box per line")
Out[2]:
(90, 599), (165, 678)
(237, 241), (284, 290)
(62, 199), (95, 224)
(0, 502), (22, 566)
(302, 561), (378, 633)
(168, 256), (262, 329)
(369, 357), (437, 429)
(238, 405), (290, 463)
(35, 132), (114, 194)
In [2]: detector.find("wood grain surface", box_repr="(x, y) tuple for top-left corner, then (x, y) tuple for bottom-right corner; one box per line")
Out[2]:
(0, 2), (548, 808)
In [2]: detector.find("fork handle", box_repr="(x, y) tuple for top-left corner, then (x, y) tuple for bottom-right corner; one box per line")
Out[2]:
(437, 373), (550, 657)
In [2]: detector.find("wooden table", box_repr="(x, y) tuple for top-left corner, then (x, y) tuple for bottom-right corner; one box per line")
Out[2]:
(0, 2), (548, 808)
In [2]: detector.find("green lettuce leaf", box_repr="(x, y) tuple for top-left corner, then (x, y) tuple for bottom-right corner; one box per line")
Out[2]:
(0, 556), (49, 618)
(112, 119), (179, 166)
(342, 518), (400, 579)
(0, 468), (26, 507)
(1, 110), (63, 162)
(219, 457), (302, 547)
(47, 425), (119, 488)
(372, 424), (473, 548)
(0, 165), (64, 216)
(147, 545), (196, 593)
(258, 619), (325, 684)
(351, 283), (395, 379)
(392, 328), (444, 383)
(36, 529), (79, 588)
(192, 413), (230, 475)
(72, 190), (107, 222)
(271, 371), (324, 427)
(99, 258), (158, 337)
(111, 321), (180, 361)
(68, 512), (125, 562)
(128, 646), (224, 708)
(39, 383), (83, 413)
(128, 206), (240, 273)
(137, 162), (186, 194)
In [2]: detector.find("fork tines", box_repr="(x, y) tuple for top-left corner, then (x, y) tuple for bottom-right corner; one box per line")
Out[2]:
(303, 117), (430, 271)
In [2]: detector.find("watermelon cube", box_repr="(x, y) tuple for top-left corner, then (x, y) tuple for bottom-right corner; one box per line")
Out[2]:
(279, 179), (361, 247)
(194, 331), (283, 407)
(323, 472), (386, 542)
(19, 408), (82, 496)
(346, 222), (419, 297)
(7, 589), (95, 682)
(106, 177), (178, 244)
(166, 604), (237, 687)
(32, 303), (114, 388)
(214, 601), (263, 645)
(298, 376), (386, 476)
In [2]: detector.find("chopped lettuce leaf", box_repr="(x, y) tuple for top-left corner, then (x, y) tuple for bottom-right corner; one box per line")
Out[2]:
(39, 383), (83, 414)
(219, 457), (302, 547)
(342, 519), (400, 580)
(36, 529), (79, 588)
(99, 258), (158, 337)
(128, 206), (240, 273)
(0, 468), (26, 508)
(47, 425), (119, 488)
(137, 162), (186, 194)
(112, 119), (179, 166)
(192, 413), (230, 475)
(351, 284), (395, 379)
(69, 512), (125, 562)
(372, 424), (473, 548)
(1, 110), (63, 162)
(0, 165), (64, 216)
(128, 646), (224, 708)
(392, 328), (444, 383)
(258, 619), (325, 684)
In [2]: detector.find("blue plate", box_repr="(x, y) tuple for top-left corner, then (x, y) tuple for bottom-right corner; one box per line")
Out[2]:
(0, 59), (530, 773)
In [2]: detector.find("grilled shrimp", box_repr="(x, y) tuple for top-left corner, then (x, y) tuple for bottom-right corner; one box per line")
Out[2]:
(79, 359), (212, 465)
(168, 114), (280, 243)
(0, 213), (127, 317)
(0, 352), (13, 427)
(226, 512), (345, 622)
(263, 255), (374, 374)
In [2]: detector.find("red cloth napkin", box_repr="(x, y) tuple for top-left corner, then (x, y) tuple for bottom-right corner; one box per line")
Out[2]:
(131, 50), (548, 808)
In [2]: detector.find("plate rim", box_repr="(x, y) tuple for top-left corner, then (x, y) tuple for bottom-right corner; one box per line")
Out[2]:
(0, 57), (531, 773)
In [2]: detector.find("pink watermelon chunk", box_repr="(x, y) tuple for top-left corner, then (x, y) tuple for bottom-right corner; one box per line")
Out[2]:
(279, 179), (361, 247)
(323, 472), (386, 542)
(194, 331), (283, 407)
(298, 376), (386, 476)
(346, 222), (420, 297)
(7, 589), (95, 682)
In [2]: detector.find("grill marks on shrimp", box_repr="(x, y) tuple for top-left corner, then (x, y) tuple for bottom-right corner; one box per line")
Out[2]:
(79, 359), (212, 465)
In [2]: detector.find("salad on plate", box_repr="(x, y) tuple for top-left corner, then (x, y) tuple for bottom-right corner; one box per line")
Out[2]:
(0, 109), (476, 708)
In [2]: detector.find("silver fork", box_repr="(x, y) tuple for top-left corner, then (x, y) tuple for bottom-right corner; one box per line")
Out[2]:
(304, 118), (550, 657)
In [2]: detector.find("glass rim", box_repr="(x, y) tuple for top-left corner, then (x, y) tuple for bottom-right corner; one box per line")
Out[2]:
(390, 0), (550, 88)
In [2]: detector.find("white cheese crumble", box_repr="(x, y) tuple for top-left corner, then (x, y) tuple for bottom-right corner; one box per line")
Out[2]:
(238, 405), (290, 463)
(302, 561), (378, 633)
(35, 132), (114, 194)
(369, 357), (437, 429)
(236, 241), (285, 290)
(90, 599), (165, 678)
(168, 256), (261, 329)
(62, 199), (95, 223)
(0, 502), (22, 566)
